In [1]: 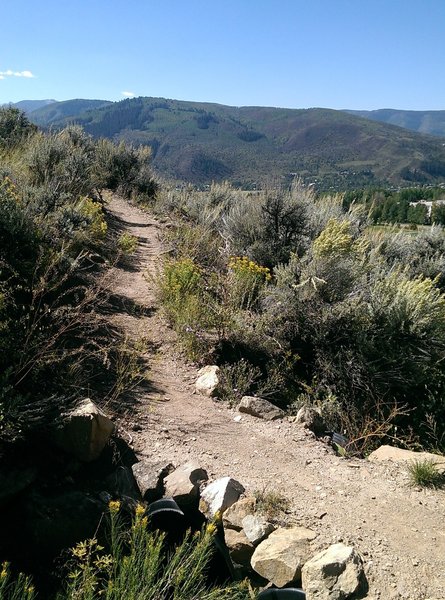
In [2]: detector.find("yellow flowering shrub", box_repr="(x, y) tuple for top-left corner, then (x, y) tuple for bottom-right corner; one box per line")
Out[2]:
(227, 256), (271, 310)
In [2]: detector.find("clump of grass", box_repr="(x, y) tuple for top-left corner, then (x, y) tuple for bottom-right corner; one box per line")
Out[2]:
(407, 458), (445, 489)
(253, 489), (290, 520)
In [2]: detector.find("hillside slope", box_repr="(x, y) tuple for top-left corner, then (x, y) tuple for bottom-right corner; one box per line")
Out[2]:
(348, 108), (445, 138)
(29, 97), (445, 189)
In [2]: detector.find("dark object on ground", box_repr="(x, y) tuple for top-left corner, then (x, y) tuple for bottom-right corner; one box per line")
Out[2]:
(258, 588), (306, 599)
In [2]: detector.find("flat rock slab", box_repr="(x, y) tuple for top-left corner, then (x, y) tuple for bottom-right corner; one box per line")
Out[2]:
(368, 445), (445, 470)
(223, 496), (257, 531)
(238, 396), (285, 420)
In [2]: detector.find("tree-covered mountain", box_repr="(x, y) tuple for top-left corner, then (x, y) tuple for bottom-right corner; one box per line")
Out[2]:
(27, 97), (445, 189)
(347, 109), (445, 138)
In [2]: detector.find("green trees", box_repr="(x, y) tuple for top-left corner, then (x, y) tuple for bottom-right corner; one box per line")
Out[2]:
(0, 106), (36, 148)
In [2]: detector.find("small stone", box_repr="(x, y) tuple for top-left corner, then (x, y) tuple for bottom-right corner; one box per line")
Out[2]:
(238, 396), (285, 421)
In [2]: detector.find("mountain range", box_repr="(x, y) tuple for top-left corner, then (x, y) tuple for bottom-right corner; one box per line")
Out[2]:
(10, 97), (445, 189)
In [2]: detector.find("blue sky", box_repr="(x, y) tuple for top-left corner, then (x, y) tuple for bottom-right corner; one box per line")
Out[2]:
(1, 0), (444, 110)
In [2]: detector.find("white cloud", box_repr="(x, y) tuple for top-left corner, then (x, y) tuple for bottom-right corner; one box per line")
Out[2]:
(122, 91), (136, 98)
(0, 69), (35, 79)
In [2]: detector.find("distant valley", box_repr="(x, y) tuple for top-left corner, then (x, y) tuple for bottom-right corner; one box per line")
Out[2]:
(12, 97), (445, 190)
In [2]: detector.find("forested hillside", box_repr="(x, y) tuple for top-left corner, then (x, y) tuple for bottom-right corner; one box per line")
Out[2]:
(27, 96), (445, 190)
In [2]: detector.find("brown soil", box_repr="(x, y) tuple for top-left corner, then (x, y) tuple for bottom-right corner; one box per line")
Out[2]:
(106, 194), (445, 600)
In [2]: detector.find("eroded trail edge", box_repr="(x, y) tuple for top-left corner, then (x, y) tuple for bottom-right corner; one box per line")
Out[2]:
(106, 195), (445, 600)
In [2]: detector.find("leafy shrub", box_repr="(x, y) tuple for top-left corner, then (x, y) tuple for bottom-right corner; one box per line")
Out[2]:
(217, 359), (262, 406)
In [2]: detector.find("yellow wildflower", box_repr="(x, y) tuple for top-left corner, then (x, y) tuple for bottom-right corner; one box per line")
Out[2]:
(109, 500), (121, 514)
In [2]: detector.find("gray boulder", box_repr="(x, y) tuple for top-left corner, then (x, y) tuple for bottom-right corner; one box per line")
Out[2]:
(302, 543), (365, 599)
(52, 398), (114, 462)
(251, 526), (317, 587)
(199, 477), (245, 518)
(238, 396), (285, 420)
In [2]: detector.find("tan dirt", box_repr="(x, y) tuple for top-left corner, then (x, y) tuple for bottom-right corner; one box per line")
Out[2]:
(106, 194), (445, 600)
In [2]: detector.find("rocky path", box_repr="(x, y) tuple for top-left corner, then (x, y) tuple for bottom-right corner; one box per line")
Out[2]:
(106, 194), (445, 600)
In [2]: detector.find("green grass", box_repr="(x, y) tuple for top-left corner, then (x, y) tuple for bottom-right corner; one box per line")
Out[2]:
(407, 459), (445, 489)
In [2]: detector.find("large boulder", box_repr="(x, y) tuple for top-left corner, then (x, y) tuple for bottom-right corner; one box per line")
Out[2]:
(242, 514), (275, 546)
(195, 365), (220, 397)
(132, 461), (175, 502)
(199, 477), (245, 518)
(52, 398), (114, 462)
(238, 396), (285, 421)
(302, 543), (365, 600)
(224, 528), (255, 566)
(251, 526), (317, 587)
(164, 462), (208, 508)
(368, 445), (445, 470)
(223, 496), (256, 531)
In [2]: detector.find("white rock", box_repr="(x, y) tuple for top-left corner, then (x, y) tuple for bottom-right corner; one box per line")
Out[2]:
(302, 543), (365, 600)
(195, 365), (220, 397)
(242, 514), (275, 545)
(199, 476), (245, 518)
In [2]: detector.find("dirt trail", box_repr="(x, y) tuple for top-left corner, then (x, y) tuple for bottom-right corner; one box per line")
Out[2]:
(106, 195), (445, 600)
